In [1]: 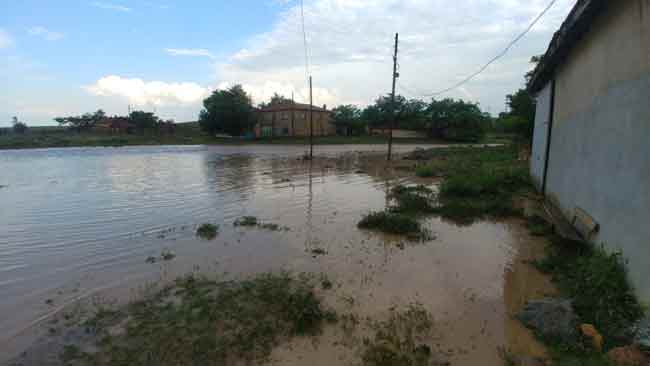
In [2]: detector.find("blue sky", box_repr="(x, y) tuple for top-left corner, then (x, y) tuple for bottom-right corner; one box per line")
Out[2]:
(1, 0), (577, 126)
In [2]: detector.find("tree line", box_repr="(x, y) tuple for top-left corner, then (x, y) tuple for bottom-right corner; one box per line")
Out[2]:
(197, 83), (536, 143)
(54, 110), (174, 133)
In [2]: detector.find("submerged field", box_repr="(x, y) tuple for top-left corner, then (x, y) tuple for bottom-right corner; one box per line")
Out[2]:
(1, 144), (644, 366)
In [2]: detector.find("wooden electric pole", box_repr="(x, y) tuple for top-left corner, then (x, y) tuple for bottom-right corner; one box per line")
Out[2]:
(387, 33), (399, 161)
(309, 76), (314, 160)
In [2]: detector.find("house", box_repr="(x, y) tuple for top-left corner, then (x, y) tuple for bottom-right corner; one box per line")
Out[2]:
(255, 102), (335, 138)
(528, 0), (650, 299)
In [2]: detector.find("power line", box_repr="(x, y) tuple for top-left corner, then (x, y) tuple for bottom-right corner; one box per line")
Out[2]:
(402, 0), (558, 98)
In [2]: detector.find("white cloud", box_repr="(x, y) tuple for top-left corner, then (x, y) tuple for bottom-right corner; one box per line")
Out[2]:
(216, 0), (578, 113)
(28, 26), (64, 41)
(85, 75), (210, 107)
(0, 29), (14, 48)
(90, 2), (132, 12)
(165, 48), (216, 60)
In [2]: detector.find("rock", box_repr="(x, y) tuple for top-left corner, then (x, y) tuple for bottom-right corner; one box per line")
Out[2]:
(517, 298), (579, 343)
(580, 323), (604, 352)
(634, 317), (650, 351)
(607, 345), (648, 366)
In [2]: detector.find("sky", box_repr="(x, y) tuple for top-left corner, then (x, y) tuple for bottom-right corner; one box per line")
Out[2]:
(0, 0), (577, 126)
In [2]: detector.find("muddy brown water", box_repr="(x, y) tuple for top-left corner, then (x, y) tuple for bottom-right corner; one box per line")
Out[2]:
(0, 144), (555, 365)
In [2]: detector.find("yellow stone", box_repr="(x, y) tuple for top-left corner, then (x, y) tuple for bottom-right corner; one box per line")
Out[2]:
(580, 323), (603, 353)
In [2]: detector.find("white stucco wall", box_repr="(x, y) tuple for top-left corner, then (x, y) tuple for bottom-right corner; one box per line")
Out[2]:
(535, 0), (650, 300)
(530, 83), (553, 191)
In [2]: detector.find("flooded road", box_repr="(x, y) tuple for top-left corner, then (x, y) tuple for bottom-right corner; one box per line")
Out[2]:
(0, 144), (554, 365)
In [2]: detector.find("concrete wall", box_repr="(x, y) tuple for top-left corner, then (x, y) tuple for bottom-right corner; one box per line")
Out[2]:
(540, 0), (650, 300)
(530, 82), (553, 191)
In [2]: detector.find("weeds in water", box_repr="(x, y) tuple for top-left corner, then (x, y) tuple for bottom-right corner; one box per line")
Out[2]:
(311, 248), (327, 256)
(234, 216), (258, 226)
(361, 304), (434, 366)
(196, 223), (219, 240)
(161, 250), (175, 261)
(60, 272), (336, 366)
(435, 164), (530, 223)
(407, 146), (532, 223)
(389, 185), (436, 214)
(234, 216), (289, 231)
(358, 211), (428, 240)
(535, 237), (644, 349)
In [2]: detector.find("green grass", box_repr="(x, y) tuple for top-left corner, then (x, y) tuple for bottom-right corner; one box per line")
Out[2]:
(409, 146), (532, 224)
(196, 223), (219, 240)
(389, 185), (436, 213)
(358, 211), (429, 240)
(234, 216), (258, 226)
(527, 215), (554, 236)
(534, 237), (644, 349)
(361, 304), (433, 366)
(61, 272), (335, 366)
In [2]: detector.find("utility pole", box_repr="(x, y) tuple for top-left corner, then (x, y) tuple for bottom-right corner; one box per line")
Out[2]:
(309, 76), (314, 160)
(291, 92), (295, 137)
(387, 33), (399, 161)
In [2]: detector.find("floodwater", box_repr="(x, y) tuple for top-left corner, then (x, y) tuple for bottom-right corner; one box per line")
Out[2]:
(0, 144), (555, 365)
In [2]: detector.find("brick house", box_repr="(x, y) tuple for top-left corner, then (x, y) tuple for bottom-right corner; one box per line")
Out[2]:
(255, 102), (335, 138)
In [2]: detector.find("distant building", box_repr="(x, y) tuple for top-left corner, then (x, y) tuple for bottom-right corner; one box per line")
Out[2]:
(528, 0), (650, 299)
(255, 102), (335, 138)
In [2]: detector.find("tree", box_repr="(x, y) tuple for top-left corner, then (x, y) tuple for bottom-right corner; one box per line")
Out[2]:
(12, 116), (28, 134)
(199, 85), (255, 136)
(129, 110), (159, 132)
(55, 110), (106, 132)
(360, 94), (427, 130)
(506, 89), (536, 126)
(427, 99), (488, 142)
(331, 105), (365, 136)
(259, 93), (292, 108)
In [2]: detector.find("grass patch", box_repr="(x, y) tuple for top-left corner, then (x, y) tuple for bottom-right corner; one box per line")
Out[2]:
(534, 237), (644, 349)
(389, 185), (436, 214)
(196, 223), (219, 240)
(160, 249), (175, 261)
(361, 304), (434, 366)
(527, 215), (554, 236)
(234, 216), (258, 226)
(358, 211), (429, 240)
(61, 272), (335, 365)
(234, 216), (289, 231)
(417, 147), (532, 223)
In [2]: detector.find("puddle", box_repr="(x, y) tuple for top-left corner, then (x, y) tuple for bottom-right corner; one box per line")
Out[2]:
(0, 145), (555, 365)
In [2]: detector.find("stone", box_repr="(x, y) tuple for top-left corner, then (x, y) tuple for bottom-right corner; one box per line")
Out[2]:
(634, 317), (650, 351)
(606, 345), (648, 366)
(580, 323), (604, 352)
(517, 298), (579, 343)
